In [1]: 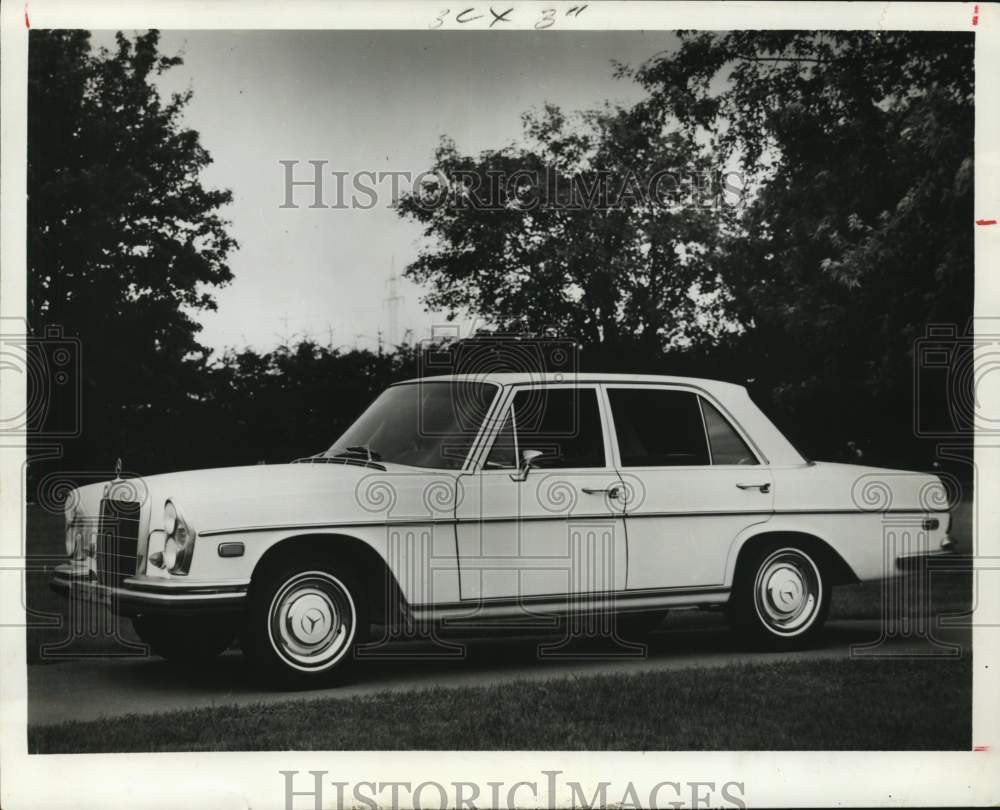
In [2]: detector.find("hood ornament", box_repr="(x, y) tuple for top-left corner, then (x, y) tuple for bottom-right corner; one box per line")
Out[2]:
(113, 457), (123, 481)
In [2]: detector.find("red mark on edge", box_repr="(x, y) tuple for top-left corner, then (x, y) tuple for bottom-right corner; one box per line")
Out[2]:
(24, 2), (29, 29)
(974, 745), (990, 752)
(973, 4), (979, 26)
(976, 219), (998, 226)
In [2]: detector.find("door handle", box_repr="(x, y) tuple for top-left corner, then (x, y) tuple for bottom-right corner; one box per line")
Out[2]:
(736, 482), (771, 493)
(582, 486), (621, 499)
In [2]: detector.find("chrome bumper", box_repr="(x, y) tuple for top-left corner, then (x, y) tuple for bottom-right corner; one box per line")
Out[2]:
(50, 564), (249, 616)
(895, 544), (959, 572)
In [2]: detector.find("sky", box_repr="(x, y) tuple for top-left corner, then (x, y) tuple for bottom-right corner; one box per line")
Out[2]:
(91, 30), (679, 356)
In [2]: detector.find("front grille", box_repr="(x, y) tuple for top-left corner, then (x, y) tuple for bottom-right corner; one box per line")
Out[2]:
(97, 498), (141, 588)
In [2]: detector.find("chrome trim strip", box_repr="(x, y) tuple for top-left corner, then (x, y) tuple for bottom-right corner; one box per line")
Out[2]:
(121, 575), (251, 593)
(199, 507), (948, 537)
(411, 587), (730, 621)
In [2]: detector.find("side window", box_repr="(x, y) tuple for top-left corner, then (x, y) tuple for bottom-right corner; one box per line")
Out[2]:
(486, 388), (606, 469)
(701, 398), (758, 465)
(608, 388), (710, 467)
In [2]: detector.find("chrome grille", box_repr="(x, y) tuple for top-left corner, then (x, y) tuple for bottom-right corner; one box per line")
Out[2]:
(97, 498), (141, 588)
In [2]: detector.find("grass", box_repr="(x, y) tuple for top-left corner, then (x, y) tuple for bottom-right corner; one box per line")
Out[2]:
(28, 656), (971, 753)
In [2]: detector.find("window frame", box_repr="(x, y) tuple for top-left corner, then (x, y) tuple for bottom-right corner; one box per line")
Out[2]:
(602, 383), (765, 470)
(472, 383), (617, 474)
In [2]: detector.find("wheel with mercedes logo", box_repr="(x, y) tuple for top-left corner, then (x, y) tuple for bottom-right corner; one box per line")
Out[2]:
(242, 551), (367, 686)
(727, 540), (830, 650)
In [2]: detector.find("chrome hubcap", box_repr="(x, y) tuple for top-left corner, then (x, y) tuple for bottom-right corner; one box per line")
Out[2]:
(268, 571), (356, 671)
(753, 549), (822, 636)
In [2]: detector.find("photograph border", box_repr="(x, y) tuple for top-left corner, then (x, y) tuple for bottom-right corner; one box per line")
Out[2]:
(2, 1), (998, 807)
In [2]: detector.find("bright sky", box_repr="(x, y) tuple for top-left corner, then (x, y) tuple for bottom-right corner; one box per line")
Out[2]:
(91, 30), (678, 356)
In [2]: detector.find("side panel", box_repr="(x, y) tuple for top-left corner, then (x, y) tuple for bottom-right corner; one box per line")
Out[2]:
(723, 462), (953, 585)
(622, 467), (774, 589)
(188, 521), (462, 606)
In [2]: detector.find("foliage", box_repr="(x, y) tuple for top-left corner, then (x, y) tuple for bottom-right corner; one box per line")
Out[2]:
(400, 32), (973, 465)
(625, 31), (974, 461)
(28, 30), (236, 475)
(397, 104), (735, 352)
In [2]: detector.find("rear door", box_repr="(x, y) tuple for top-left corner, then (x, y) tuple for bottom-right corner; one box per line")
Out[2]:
(606, 384), (773, 590)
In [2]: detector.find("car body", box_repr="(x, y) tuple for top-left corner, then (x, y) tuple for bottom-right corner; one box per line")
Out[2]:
(51, 373), (954, 683)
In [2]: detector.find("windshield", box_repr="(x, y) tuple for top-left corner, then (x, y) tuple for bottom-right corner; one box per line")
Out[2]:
(324, 381), (498, 469)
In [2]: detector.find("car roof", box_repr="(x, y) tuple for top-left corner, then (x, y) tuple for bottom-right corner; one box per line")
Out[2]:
(394, 372), (747, 394)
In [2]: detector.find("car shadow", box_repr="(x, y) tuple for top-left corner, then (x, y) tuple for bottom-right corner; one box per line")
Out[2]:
(96, 614), (895, 698)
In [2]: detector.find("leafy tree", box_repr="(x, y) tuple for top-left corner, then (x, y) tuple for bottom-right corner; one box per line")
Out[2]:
(398, 32), (972, 466)
(626, 31), (973, 463)
(28, 30), (236, 476)
(397, 104), (733, 354)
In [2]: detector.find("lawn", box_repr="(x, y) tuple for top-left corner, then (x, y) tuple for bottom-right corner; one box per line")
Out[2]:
(28, 656), (971, 753)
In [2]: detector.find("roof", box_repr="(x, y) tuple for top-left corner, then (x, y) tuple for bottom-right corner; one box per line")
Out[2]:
(395, 372), (747, 394)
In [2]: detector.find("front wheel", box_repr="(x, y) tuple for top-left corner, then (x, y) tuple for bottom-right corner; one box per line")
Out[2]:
(241, 554), (366, 687)
(727, 544), (830, 650)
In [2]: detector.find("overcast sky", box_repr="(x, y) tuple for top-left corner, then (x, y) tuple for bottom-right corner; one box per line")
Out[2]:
(91, 30), (678, 356)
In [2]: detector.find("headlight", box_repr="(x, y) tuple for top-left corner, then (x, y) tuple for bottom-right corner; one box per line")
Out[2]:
(64, 500), (81, 558)
(159, 499), (195, 575)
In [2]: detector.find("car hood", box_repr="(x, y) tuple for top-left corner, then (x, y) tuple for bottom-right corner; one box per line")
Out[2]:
(70, 462), (463, 535)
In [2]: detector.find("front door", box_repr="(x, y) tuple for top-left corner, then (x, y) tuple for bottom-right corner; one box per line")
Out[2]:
(455, 385), (626, 602)
(606, 385), (774, 590)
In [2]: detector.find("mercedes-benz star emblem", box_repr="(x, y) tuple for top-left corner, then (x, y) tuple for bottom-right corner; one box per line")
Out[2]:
(301, 609), (324, 634)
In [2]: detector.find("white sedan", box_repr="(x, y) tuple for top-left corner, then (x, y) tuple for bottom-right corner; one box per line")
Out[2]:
(52, 374), (954, 685)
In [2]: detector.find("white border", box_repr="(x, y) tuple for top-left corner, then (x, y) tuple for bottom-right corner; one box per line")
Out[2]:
(2, 2), (998, 808)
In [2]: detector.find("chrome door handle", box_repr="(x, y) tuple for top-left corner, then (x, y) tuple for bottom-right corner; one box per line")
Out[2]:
(582, 486), (621, 499)
(736, 482), (771, 493)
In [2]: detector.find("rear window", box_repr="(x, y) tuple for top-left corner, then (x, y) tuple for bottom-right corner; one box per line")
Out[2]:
(608, 388), (710, 467)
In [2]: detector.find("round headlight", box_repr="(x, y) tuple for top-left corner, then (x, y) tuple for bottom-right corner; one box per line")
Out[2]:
(160, 500), (196, 575)
(163, 501), (178, 536)
(163, 536), (179, 569)
(64, 502), (80, 557)
(64, 524), (78, 557)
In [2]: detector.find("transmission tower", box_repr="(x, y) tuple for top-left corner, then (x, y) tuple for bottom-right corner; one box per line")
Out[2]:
(383, 262), (404, 347)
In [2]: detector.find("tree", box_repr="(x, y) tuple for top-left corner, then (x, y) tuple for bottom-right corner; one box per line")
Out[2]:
(626, 31), (973, 464)
(28, 30), (237, 475)
(397, 104), (733, 354)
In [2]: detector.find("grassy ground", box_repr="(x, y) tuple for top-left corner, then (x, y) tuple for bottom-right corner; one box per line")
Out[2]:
(28, 656), (971, 753)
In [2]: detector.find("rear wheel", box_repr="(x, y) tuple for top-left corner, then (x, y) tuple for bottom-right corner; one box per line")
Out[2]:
(241, 553), (366, 687)
(727, 543), (829, 649)
(131, 614), (236, 666)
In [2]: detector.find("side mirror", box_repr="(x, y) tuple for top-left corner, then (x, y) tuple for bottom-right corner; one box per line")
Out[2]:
(510, 449), (544, 482)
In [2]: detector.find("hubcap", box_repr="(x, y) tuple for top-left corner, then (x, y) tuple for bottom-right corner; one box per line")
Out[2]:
(753, 549), (822, 636)
(268, 571), (356, 671)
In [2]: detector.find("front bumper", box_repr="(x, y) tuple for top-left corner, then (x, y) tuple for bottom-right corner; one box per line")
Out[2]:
(50, 564), (249, 616)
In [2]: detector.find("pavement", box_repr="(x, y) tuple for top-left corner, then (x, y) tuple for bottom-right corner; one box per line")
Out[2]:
(26, 614), (971, 727)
